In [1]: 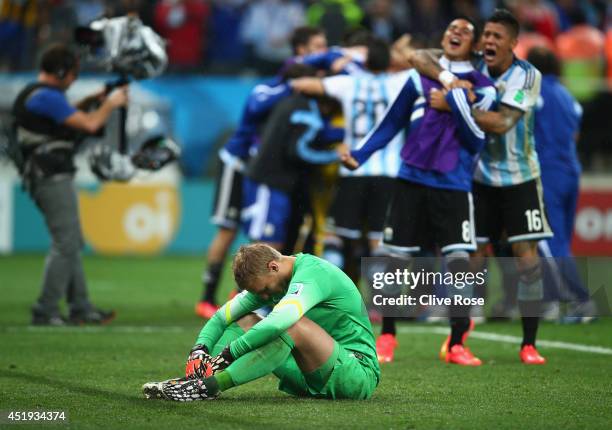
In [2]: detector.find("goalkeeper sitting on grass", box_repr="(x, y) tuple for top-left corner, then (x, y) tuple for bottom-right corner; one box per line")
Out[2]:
(143, 243), (380, 401)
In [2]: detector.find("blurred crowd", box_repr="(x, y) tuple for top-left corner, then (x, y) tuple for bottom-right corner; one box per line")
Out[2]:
(1, 0), (610, 75)
(1, 0), (610, 168)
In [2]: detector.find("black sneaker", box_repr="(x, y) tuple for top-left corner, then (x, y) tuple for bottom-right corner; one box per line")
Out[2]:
(32, 313), (67, 326)
(69, 308), (116, 325)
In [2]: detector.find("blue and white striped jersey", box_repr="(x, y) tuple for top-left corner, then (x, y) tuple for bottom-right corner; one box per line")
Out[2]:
(322, 71), (408, 177)
(474, 57), (542, 187)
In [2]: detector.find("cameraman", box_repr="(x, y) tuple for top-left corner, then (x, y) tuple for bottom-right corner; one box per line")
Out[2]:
(13, 43), (128, 326)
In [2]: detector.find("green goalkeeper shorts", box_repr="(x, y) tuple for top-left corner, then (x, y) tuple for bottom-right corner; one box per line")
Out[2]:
(274, 341), (378, 400)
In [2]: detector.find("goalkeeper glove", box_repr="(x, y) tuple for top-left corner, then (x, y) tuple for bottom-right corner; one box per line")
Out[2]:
(208, 345), (234, 374)
(185, 344), (213, 379)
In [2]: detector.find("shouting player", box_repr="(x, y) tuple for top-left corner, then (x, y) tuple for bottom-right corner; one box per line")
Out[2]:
(143, 243), (380, 401)
(342, 17), (496, 364)
(415, 9), (552, 364)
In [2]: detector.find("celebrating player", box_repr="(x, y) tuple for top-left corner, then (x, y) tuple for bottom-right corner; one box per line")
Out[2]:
(414, 9), (552, 364)
(290, 36), (404, 285)
(469, 10), (551, 364)
(143, 243), (380, 401)
(341, 17), (496, 364)
(241, 70), (345, 250)
(196, 26), (329, 319)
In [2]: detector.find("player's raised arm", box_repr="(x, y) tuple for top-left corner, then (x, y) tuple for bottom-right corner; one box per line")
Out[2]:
(247, 82), (293, 116)
(298, 50), (339, 70)
(290, 77), (325, 96)
(410, 49), (444, 79)
(351, 70), (421, 166)
(390, 34), (414, 71)
(292, 73), (352, 100)
(408, 48), (474, 91)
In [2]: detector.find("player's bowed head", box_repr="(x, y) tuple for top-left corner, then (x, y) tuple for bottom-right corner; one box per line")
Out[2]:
(232, 244), (294, 301)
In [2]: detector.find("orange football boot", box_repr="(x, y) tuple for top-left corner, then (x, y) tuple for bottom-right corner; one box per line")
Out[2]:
(376, 333), (398, 363)
(446, 344), (482, 366)
(520, 345), (546, 365)
(195, 301), (219, 319)
(440, 318), (475, 361)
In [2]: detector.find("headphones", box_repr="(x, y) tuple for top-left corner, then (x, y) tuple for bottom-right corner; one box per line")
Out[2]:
(55, 55), (77, 80)
(45, 50), (78, 80)
(41, 44), (80, 80)
(56, 66), (67, 79)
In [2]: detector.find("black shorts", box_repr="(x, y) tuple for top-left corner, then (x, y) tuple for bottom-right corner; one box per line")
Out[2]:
(326, 176), (395, 240)
(473, 178), (553, 244)
(211, 156), (243, 229)
(381, 180), (476, 254)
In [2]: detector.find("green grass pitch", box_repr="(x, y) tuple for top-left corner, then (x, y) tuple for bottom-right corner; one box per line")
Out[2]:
(0, 255), (611, 429)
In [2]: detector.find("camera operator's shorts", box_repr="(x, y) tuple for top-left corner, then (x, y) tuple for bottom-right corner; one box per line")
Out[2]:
(211, 154), (244, 229)
(326, 176), (394, 241)
(274, 341), (378, 400)
(381, 179), (476, 255)
(473, 178), (553, 244)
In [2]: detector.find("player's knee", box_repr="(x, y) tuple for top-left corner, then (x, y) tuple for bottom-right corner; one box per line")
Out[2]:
(511, 240), (538, 259)
(285, 317), (305, 337)
(517, 261), (543, 301)
(285, 316), (315, 346)
(235, 313), (262, 331)
(518, 261), (541, 285)
(445, 250), (470, 274)
(218, 227), (238, 244)
(52, 235), (82, 257)
(445, 250), (474, 299)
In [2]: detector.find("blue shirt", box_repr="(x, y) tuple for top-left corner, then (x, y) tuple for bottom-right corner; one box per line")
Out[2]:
(534, 75), (582, 176)
(222, 78), (344, 167)
(25, 87), (76, 123)
(223, 77), (291, 161)
(295, 46), (365, 76)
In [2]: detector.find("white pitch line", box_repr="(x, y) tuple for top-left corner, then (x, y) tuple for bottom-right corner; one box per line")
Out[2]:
(397, 326), (612, 355)
(2, 325), (612, 355)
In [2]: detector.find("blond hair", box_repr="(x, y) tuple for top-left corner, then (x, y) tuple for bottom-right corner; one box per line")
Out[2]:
(232, 243), (282, 289)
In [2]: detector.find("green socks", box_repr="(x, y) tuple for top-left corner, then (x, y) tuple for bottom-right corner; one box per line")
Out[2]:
(205, 324), (296, 394)
(205, 371), (234, 395)
(224, 334), (294, 388)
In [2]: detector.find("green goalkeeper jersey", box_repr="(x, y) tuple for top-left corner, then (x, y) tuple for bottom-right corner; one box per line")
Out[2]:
(196, 253), (380, 380)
